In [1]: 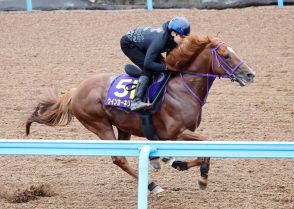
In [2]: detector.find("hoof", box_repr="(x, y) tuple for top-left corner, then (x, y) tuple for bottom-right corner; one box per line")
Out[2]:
(150, 185), (164, 196)
(197, 178), (208, 190)
(150, 159), (161, 170)
(148, 182), (164, 196)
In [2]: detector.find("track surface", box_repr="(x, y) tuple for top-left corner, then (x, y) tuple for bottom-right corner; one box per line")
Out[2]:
(0, 7), (293, 209)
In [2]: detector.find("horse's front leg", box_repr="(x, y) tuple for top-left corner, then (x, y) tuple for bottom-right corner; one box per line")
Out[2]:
(177, 129), (208, 141)
(174, 130), (211, 189)
(171, 157), (210, 189)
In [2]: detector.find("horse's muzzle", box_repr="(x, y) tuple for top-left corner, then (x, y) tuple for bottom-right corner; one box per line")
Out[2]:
(233, 67), (255, 86)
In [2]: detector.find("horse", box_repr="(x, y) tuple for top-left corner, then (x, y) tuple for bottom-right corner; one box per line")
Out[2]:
(25, 34), (255, 195)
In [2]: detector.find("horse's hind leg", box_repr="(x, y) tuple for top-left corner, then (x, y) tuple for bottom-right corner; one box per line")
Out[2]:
(78, 119), (140, 181)
(111, 129), (138, 179)
(88, 124), (164, 195)
(114, 129), (164, 195)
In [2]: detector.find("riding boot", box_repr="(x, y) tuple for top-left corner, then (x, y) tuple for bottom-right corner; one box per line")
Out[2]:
(130, 75), (151, 111)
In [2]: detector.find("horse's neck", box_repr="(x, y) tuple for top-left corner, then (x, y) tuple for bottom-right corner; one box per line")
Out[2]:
(163, 74), (212, 130)
(178, 74), (212, 105)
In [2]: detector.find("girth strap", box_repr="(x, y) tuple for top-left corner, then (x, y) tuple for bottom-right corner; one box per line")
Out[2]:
(140, 112), (160, 140)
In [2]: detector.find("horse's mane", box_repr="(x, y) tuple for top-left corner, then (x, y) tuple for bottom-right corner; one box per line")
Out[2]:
(166, 34), (220, 71)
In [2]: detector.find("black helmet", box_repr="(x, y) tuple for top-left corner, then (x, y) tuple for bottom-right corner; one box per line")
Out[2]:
(168, 16), (190, 36)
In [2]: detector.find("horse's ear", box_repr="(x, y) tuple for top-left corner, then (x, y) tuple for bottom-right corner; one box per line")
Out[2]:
(216, 32), (221, 38)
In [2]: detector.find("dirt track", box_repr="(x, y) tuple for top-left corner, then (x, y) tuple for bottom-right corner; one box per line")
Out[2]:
(0, 6), (293, 209)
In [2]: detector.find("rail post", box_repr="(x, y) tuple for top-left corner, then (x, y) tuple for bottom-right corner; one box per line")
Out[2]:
(278, 0), (284, 8)
(138, 145), (152, 209)
(26, 0), (32, 11)
(146, 0), (153, 10)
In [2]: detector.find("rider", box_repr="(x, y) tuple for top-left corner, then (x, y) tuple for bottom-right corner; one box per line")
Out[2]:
(120, 16), (191, 111)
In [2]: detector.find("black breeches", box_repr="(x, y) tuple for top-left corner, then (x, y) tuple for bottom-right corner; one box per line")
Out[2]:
(120, 35), (163, 78)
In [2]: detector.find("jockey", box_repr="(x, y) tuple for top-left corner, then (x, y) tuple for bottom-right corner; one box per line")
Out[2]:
(120, 16), (191, 111)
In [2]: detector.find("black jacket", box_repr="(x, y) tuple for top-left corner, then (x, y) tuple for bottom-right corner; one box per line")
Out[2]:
(126, 21), (177, 73)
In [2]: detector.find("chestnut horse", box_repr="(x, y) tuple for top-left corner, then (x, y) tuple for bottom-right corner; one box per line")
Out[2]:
(26, 34), (255, 194)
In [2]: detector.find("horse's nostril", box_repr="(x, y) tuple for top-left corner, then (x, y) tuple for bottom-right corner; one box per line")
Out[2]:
(247, 73), (255, 79)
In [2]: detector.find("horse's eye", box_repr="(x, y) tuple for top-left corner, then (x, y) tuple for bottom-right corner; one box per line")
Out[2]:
(223, 53), (230, 60)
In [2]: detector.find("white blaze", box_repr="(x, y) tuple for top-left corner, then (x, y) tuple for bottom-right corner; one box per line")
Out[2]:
(227, 46), (236, 54)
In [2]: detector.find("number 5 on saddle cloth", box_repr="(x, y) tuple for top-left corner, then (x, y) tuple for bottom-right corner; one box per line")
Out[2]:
(104, 64), (171, 140)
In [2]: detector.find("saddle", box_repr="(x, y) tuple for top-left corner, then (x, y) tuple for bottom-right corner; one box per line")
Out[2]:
(104, 64), (171, 140)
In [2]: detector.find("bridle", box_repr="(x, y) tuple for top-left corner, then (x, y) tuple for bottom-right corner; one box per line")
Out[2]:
(180, 42), (245, 107)
(211, 42), (244, 78)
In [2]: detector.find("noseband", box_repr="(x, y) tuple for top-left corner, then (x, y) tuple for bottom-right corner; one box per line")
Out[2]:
(180, 42), (245, 107)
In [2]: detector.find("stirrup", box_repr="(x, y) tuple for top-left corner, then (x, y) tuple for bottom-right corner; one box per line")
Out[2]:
(130, 101), (152, 111)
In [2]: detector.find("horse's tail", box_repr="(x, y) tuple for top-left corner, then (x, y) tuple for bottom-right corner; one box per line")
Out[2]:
(26, 88), (76, 136)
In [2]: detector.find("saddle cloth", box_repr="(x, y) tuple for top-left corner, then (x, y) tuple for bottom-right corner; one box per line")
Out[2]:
(104, 71), (170, 111)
